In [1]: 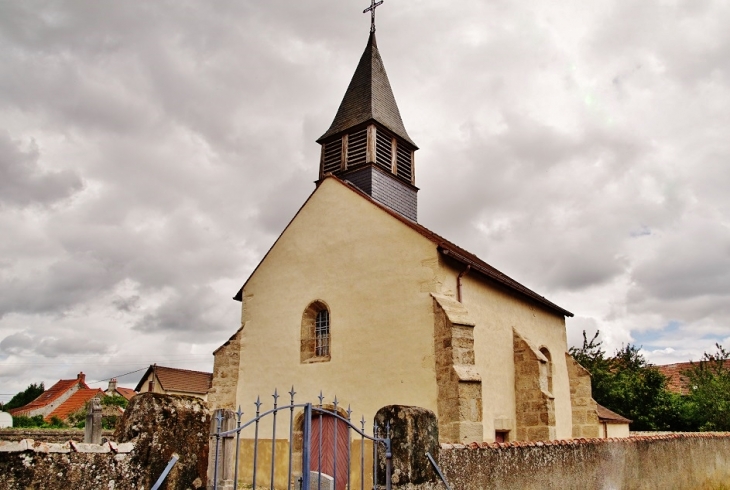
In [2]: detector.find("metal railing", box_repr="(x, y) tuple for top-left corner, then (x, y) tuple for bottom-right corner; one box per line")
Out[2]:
(212, 389), (392, 490)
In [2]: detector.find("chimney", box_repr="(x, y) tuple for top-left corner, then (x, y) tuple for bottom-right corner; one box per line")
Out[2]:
(77, 372), (86, 386)
(107, 378), (117, 394)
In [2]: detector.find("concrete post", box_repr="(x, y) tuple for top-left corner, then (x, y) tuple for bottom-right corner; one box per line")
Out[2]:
(84, 396), (102, 444)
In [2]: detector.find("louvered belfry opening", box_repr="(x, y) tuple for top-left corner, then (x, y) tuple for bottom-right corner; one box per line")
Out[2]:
(316, 31), (419, 221)
(375, 127), (392, 172)
(347, 127), (368, 168)
(395, 142), (412, 183)
(322, 138), (342, 175)
(320, 124), (414, 185)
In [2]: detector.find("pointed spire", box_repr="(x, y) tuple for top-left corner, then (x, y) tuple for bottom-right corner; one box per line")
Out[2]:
(317, 32), (416, 147)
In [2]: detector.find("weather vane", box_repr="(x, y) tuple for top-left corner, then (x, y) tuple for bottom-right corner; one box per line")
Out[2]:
(363, 0), (384, 33)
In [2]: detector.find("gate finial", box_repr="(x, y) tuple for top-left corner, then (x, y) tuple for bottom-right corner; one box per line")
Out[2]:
(272, 388), (279, 407)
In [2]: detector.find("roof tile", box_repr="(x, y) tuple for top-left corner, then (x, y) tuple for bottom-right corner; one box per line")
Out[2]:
(46, 389), (103, 422)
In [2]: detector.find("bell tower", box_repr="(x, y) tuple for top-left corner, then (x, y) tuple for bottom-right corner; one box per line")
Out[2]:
(316, 30), (419, 221)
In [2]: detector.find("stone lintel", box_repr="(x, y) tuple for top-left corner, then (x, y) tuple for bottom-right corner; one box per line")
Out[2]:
(494, 417), (514, 431)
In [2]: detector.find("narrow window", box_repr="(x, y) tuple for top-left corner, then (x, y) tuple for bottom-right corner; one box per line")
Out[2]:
(540, 347), (553, 394)
(301, 301), (331, 363)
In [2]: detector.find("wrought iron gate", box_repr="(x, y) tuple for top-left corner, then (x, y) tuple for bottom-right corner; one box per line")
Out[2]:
(212, 389), (392, 490)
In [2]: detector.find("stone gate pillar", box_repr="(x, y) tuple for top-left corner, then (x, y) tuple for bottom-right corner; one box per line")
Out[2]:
(374, 406), (440, 487)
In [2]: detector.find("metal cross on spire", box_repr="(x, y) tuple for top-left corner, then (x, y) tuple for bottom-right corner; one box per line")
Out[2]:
(363, 0), (384, 33)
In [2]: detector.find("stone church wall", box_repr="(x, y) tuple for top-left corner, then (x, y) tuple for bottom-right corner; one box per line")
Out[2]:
(565, 353), (600, 438)
(441, 258), (574, 441)
(512, 329), (556, 441)
(209, 326), (243, 410)
(431, 293), (483, 443)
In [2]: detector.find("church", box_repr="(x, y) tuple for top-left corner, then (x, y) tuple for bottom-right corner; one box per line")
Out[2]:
(208, 20), (601, 444)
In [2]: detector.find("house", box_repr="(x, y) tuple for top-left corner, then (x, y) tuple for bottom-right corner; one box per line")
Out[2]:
(134, 364), (212, 401)
(105, 378), (137, 401)
(597, 404), (632, 438)
(8, 372), (103, 422)
(208, 30), (602, 444)
(657, 362), (695, 395)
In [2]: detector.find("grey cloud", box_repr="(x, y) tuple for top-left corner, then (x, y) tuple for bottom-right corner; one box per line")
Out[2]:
(1, 0), (729, 395)
(134, 285), (229, 335)
(0, 330), (109, 358)
(0, 132), (83, 207)
(631, 219), (730, 302)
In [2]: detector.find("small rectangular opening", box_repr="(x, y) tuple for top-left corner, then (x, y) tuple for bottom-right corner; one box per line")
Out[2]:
(495, 430), (509, 443)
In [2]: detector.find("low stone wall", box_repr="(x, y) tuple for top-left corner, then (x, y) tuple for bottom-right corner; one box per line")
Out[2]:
(0, 429), (114, 442)
(0, 439), (136, 489)
(436, 433), (730, 490)
(0, 393), (210, 490)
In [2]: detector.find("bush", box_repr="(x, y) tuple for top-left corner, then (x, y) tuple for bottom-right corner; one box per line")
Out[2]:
(12, 415), (45, 428)
(102, 395), (128, 409)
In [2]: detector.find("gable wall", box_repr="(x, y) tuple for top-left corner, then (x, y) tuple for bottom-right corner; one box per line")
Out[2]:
(441, 261), (572, 441)
(235, 179), (443, 428)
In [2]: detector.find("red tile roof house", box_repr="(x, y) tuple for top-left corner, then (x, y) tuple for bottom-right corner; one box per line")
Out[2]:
(135, 364), (213, 400)
(656, 360), (730, 395)
(8, 372), (103, 422)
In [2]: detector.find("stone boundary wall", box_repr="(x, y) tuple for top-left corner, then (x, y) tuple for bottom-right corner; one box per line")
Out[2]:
(0, 429), (114, 442)
(0, 439), (137, 489)
(0, 393), (209, 490)
(435, 433), (730, 490)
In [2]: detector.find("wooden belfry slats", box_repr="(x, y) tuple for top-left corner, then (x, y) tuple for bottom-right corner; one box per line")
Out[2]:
(375, 128), (392, 171)
(396, 144), (412, 182)
(347, 128), (368, 167)
(323, 140), (342, 174)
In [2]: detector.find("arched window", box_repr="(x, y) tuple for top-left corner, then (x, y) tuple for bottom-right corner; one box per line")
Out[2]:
(301, 301), (331, 363)
(540, 347), (553, 394)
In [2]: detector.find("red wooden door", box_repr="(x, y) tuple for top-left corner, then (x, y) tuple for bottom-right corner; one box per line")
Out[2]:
(310, 414), (349, 490)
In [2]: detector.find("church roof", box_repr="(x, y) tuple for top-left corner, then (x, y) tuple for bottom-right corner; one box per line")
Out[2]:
(317, 32), (417, 147)
(234, 176), (573, 318)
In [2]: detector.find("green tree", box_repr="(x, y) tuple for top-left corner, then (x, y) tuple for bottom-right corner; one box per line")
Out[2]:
(683, 344), (730, 431)
(4, 382), (45, 411)
(570, 332), (684, 431)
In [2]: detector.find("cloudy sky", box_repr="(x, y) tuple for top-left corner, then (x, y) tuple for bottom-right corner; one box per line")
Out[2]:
(1, 0), (729, 401)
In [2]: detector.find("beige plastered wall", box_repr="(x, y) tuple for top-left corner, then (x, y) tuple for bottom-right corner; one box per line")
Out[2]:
(228, 177), (573, 442)
(443, 263), (573, 441)
(233, 178), (442, 437)
(604, 422), (630, 438)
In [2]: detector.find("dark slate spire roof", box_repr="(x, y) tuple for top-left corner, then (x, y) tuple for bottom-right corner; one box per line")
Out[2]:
(317, 32), (417, 147)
